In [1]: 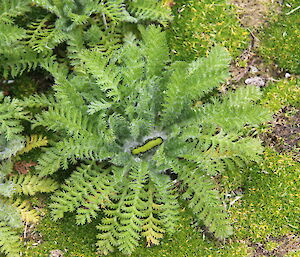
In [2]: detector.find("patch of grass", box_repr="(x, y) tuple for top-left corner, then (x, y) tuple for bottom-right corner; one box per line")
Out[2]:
(259, 0), (300, 74)
(261, 77), (300, 113)
(167, 0), (249, 61)
(230, 148), (300, 242)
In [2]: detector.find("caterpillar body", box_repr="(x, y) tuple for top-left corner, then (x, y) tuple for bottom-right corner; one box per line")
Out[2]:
(131, 137), (163, 155)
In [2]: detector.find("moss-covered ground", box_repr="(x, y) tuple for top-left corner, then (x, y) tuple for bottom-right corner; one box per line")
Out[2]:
(168, 0), (250, 61)
(258, 0), (300, 74)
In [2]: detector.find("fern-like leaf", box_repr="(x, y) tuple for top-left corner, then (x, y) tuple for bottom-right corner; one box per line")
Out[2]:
(139, 25), (169, 78)
(96, 0), (136, 23)
(9, 174), (58, 195)
(150, 172), (179, 234)
(141, 185), (165, 247)
(172, 160), (233, 239)
(11, 198), (40, 224)
(78, 50), (122, 101)
(26, 16), (68, 53)
(162, 46), (231, 126)
(18, 135), (48, 155)
(117, 162), (149, 254)
(0, 0), (31, 23)
(128, 0), (172, 25)
(0, 46), (44, 78)
(0, 221), (21, 257)
(96, 185), (127, 256)
(0, 200), (21, 228)
(198, 86), (272, 131)
(0, 23), (26, 47)
(50, 162), (115, 222)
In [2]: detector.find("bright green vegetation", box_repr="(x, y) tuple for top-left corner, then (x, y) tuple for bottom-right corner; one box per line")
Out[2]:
(1, 0), (299, 256)
(22, 211), (100, 257)
(261, 77), (300, 112)
(168, 0), (249, 61)
(0, 0), (172, 78)
(259, 0), (300, 74)
(230, 148), (300, 242)
(19, 25), (271, 255)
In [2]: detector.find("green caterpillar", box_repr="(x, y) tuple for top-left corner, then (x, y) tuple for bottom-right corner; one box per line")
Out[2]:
(131, 137), (163, 155)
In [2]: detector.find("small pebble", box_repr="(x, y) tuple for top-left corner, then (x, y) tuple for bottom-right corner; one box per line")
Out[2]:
(250, 66), (259, 73)
(49, 250), (64, 257)
(245, 77), (265, 87)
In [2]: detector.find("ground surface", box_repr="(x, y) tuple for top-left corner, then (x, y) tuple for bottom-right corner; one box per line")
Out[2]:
(1, 0), (299, 256)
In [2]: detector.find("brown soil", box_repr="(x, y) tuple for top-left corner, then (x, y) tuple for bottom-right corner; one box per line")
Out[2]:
(22, 222), (43, 244)
(261, 107), (300, 161)
(228, 44), (285, 86)
(231, 0), (281, 28)
(226, 0), (284, 88)
(251, 234), (300, 257)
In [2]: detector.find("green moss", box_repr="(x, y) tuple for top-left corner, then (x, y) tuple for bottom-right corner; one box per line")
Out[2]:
(230, 148), (300, 242)
(259, 0), (300, 74)
(168, 0), (249, 61)
(22, 212), (99, 257)
(264, 240), (280, 252)
(261, 77), (300, 112)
